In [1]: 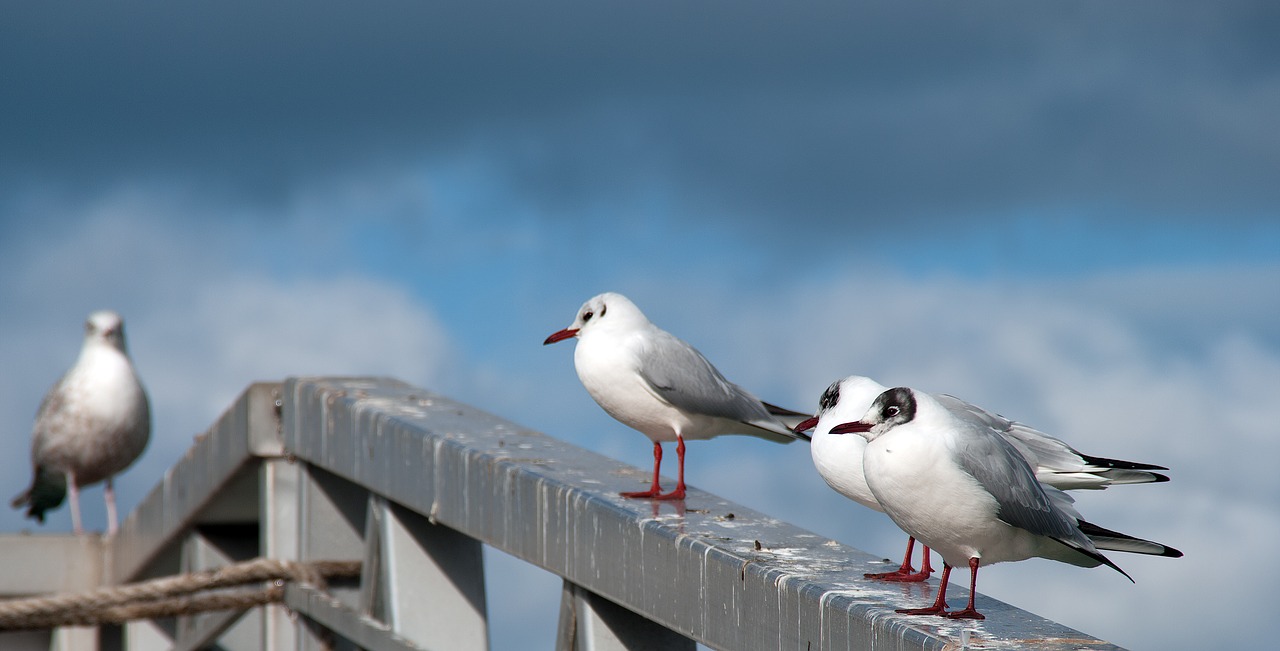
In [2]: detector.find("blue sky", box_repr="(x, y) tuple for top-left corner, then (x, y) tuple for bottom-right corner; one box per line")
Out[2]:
(2, 3), (1278, 649)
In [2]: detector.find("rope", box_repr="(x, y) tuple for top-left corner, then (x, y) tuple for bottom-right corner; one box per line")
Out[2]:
(0, 558), (361, 631)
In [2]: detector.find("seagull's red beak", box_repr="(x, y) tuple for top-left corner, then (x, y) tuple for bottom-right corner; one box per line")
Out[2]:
(543, 328), (579, 345)
(792, 416), (819, 434)
(829, 420), (873, 435)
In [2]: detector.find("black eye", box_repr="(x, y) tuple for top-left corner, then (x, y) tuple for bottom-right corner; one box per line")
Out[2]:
(886, 406), (900, 418)
(582, 310), (594, 322)
(600, 304), (607, 317)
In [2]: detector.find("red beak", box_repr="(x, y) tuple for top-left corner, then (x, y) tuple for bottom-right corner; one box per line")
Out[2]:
(792, 416), (819, 433)
(829, 421), (873, 435)
(543, 328), (579, 345)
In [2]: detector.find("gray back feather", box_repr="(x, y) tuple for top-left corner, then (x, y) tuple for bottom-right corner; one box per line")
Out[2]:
(947, 420), (1092, 548)
(935, 393), (1167, 487)
(638, 329), (793, 441)
(935, 394), (1080, 470)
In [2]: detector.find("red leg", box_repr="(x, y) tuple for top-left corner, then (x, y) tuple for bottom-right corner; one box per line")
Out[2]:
(621, 441), (666, 498)
(897, 562), (953, 616)
(655, 436), (687, 500)
(867, 537), (933, 582)
(943, 557), (985, 620)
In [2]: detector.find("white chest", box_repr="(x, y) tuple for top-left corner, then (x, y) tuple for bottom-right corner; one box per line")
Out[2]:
(573, 335), (696, 441)
(862, 432), (1007, 565)
(810, 431), (878, 510)
(35, 346), (150, 482)
(73, 349), (144, 420)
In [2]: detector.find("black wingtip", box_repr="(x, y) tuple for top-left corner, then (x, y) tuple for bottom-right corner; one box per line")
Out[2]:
(1079, 453), (1169, 472)
(762, 401), (811, 418)
(1084, 545), (1134, 583)
(1107, 557), (1136, 583)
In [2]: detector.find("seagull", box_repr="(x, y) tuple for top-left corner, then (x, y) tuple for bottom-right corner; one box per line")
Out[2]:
(544, 292), (808, 500)
(794, 375), (1170, 582)
(829, 387), (1181, 619)
(11, 311), (151, 535)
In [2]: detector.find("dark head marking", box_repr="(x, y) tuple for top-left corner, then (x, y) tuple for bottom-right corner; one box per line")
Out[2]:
(818, 381), (841, 413)
(583, 298), (608, 324)
(873, 387), (917, 426)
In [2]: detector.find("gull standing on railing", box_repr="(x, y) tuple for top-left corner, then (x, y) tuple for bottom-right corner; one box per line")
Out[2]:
(11, 311), (151, 535)
(794, 375), (1172, 582)
(545, 292), (807, 500)
(828, 386), (1181, 619)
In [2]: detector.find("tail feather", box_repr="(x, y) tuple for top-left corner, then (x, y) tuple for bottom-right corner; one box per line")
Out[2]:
(1092, 468), (1171, 485)
(1080, 520), (1183, 558)
(10, 466), (67, 524)
(743, 418), (808, 444)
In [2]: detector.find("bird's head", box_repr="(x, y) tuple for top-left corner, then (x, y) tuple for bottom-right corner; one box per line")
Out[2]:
(543, 292), (646, 345)
(829, 386), (917, 442)
(86, 310), (128, 353)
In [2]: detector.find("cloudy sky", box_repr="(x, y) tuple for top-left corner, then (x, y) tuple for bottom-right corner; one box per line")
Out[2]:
(2, 2), (1277, 649)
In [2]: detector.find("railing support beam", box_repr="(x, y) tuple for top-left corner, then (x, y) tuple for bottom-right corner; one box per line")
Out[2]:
(557, 581), (694, 651)
(361, 496), (488, 651)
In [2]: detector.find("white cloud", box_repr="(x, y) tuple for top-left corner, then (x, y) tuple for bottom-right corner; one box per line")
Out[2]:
(0, 190), (456, 535)
(146, 274), (452, 418)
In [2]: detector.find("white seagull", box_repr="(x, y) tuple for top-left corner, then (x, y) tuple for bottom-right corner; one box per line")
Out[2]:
(545, 292), (807, 500)
(794, 375), (1170, 582)
(12, 311), (152, 535)
(830, 387), (1181, 619)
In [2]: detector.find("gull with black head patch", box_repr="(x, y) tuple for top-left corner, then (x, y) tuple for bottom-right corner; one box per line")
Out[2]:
(793, 374), (1173, 583)
(545, 292), (808, 501)
(828, 387), (1181, 620)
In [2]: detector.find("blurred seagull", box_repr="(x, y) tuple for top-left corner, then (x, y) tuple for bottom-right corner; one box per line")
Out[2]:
(829, 387), (1181, 619)
(794, 375), (1170, 582)
(12, 311), (151, 535)
(545, 292), (807, 500)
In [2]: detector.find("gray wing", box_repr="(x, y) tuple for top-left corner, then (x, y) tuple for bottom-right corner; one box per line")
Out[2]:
(946, 420), (1088, 544)
(636, 329), (795, 441)
(935, 393), (1168, 488)
(935, 394), (1068, 465)
(29, 374), (73, 459)
(936, 393), (1079, 472)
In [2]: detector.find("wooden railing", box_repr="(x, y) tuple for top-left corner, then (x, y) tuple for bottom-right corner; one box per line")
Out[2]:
(0, 377), (1124, 650)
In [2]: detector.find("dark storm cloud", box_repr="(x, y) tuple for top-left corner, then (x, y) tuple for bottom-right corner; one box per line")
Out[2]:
(2, 1), (1278, 223)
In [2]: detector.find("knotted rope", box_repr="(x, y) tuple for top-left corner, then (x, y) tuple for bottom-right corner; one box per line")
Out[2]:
(0, 558), (361, 631)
